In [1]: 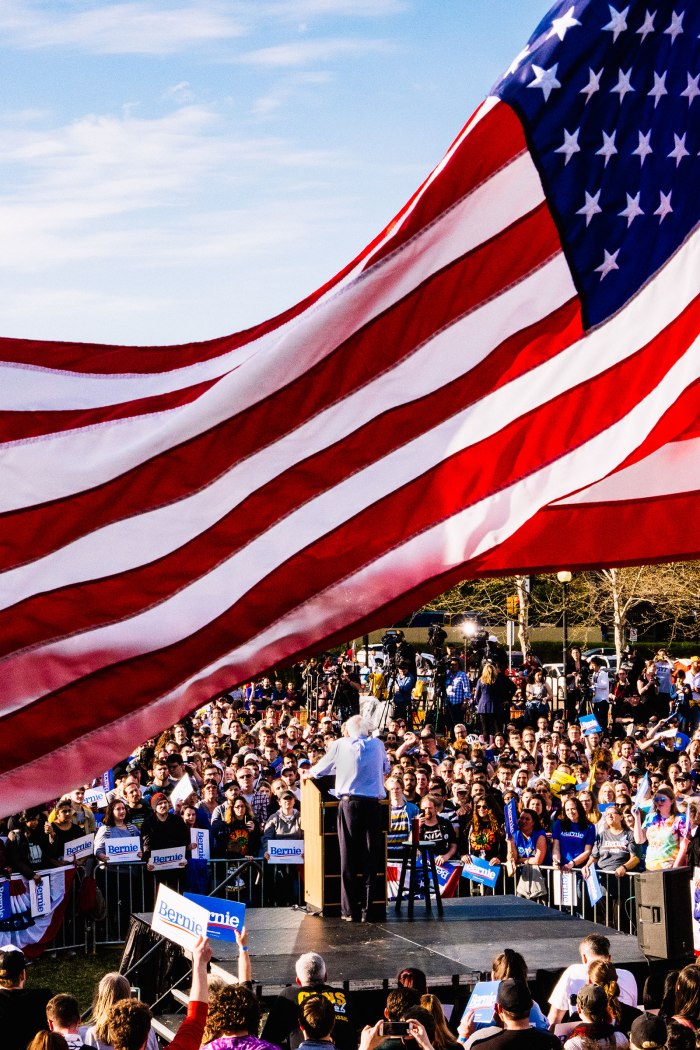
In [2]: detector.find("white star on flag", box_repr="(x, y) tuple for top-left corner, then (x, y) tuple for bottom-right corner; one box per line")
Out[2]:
(528, 63), (561, 101)
(577, 189), (603, 226)
(663, 10), (684, 42)
(595, 248), (620, 280)
(603, 5), (629, 42)
(654, 190), (673, 222)
(549, 6), (581, 41)
(636, 9), (656, 41)
(632, 129), (653, 165)
(668, 133), (689, 166)
(681, 73), (700, 106)
(611, 68), (635, 101)
(554, 128), (581, 164)
(580, 67), (603, 103)
(618, 192), (644, 227)
(596, 130), (618, 166)
(506, 45), (530, 77)
(648, 71), (668, 107)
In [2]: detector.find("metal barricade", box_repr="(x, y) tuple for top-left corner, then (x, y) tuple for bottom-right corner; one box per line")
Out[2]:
(458, 863), (637, 934)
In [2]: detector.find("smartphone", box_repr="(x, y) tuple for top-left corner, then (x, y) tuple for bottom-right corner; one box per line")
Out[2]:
(382, 1022), (410, 1036)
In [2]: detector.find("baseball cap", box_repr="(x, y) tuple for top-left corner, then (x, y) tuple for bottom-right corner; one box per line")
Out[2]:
(630, 1013), (667, 1050)
(496, 979), (531, 1015)
(576, 984), (607, 1017)
(0, 948), (26, 981)
(298, 759), (311, 768)
(280, 790), (296, 800)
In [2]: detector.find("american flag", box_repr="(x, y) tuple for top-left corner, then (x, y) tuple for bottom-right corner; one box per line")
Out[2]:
(1, 0), (698, 814)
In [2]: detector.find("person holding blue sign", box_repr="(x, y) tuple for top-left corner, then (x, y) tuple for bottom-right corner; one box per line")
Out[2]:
(509, 810), (549, 900)
(552, 798), (595, 872)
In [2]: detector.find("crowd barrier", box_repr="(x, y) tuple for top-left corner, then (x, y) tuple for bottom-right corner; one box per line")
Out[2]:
(1, 854), (638, 956)
(461, 863), (638, 935)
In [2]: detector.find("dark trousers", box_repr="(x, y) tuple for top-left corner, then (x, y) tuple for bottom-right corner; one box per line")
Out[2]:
(338, 796), (381, 919)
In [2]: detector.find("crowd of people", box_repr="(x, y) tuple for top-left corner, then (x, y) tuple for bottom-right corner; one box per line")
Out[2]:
(2, 636), (700, 1049)
(3, 928), (699, 1050)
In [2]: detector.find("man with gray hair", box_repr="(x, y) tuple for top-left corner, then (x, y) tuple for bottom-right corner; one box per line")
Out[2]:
(305, 715), (390, 922)
(261, 952), (355, 1050)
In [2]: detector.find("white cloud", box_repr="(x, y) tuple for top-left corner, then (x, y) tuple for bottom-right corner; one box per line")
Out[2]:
(163, 81), (196, 104)
(0, 1), (246, 55)
(0, 106), (344, 271)
(240, 36), (393, 67)
(259, 0), (407, 17)
(252, 69), (332, 117)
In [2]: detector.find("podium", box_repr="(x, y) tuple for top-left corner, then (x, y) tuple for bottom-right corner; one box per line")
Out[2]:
(301, 777), (388, 918)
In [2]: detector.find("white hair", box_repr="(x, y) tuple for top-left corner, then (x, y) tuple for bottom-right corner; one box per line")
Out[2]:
(296, 952), (327, 984)
(345, 714), (372, 739)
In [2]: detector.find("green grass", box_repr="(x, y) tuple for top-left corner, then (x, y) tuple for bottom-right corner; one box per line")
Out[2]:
(25, 946), (125, 1013)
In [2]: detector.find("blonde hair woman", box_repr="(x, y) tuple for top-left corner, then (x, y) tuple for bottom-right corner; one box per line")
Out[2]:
(81, 973), (158, 1050)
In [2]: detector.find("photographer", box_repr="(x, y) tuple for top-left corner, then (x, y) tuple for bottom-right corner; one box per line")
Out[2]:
(565, 646), (590, 722)
(393, 661), (417, 724)
(333, 664), (361, 723)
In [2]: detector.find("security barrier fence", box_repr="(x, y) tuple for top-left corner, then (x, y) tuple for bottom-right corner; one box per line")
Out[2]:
(1, 855), (638, 956)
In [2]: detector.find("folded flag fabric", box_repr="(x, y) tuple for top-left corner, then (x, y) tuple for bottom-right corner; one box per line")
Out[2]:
(1, 0), (699, 814)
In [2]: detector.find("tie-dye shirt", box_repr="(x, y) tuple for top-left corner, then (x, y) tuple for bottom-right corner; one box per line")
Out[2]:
(643, 812), (686, 871)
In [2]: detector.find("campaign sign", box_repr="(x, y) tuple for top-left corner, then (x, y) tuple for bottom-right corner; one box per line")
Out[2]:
(465, 981), (500, 1025)
(0, 880), (12, 922)
(190, 828), (210, 861)
(504, 797), (518, 840)
(30, 876), (52, 918)
(63, 833), (95, 862)
(150, 846), (186, 870)
(171, 773), (196, 806)
(84, 787), (108, 810)
(579, 714), (602, 737)
(461, 856), (500, 889)
(152, 885), (210, 950)
(101, 770), (115, 792)
(105, 837), (141, 863)
(267, 839), (304, 865)
(675, 732), (691, 751)
(184, 892), (246, 942)
(583, 865), (604, 907)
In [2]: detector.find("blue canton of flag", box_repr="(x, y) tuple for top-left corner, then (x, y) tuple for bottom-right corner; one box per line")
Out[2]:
(494, 0), (699, 327)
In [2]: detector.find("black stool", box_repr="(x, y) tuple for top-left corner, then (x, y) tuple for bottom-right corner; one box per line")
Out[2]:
(394, 841), (444, 918)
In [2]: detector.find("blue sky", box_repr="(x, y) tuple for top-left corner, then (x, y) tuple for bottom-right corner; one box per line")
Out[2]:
(0, 0), (549, 346)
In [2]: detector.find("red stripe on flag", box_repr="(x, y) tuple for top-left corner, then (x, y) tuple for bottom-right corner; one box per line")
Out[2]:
(0, 199), (557, 575)
(1, 293), (696, 770)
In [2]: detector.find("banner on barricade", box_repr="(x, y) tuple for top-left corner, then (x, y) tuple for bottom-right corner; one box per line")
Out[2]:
(105, 837), (141, 863)
(385, 858), (463, 901)
(150, 847), (186, 870)
(63, 834), (94, 863)
(190, 828), (210, 861)
(267, 840), (304, 865)
(152, 885), (210, 950)
(0, 868), (76, 958)
(553, 870), (576, 907)
(84, 787), (108, 810)
(184, 892), (246, 942)
(458, 856), (500, 889)
(29, 876), (51, 918)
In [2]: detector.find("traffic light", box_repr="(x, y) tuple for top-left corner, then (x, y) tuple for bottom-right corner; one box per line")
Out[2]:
(506, 595), (519, 617)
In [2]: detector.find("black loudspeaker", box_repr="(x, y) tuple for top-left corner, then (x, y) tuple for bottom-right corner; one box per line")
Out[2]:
(636, 867), (693, 959)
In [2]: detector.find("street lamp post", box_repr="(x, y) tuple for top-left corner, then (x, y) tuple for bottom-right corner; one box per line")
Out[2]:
(556, 571), (572, 706)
